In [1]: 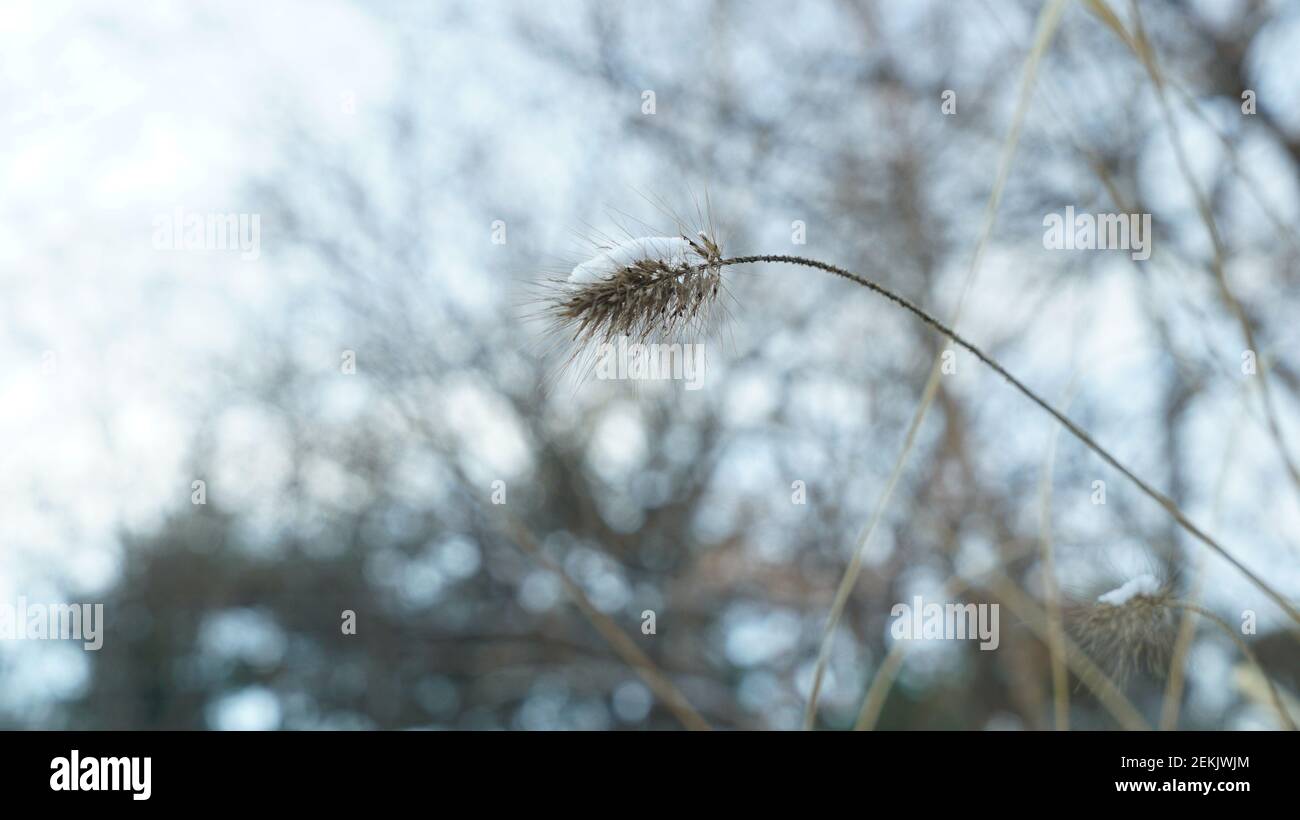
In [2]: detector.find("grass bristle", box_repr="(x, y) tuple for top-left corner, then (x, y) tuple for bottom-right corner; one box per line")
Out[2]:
(547, 232), (724, 353)
(1070, 581), (1178, 683)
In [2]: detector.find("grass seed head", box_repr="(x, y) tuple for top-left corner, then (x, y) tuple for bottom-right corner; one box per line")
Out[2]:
(548, 233), (724, 350)
(1069, 574), (1177, 683)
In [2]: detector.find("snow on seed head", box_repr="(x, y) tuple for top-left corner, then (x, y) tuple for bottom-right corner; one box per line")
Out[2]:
(547, 232), (724, 351)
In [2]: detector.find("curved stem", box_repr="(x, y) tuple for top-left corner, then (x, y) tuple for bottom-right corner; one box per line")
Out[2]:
(1163, 600), (1295, 731)
(718, 254), (1300, 629)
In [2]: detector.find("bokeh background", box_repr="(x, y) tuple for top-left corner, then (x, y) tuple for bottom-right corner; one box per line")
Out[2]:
(2, 0), (1298, 730)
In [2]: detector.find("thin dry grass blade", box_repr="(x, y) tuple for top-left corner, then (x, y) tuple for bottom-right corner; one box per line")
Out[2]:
(853, 640), (907, 731)
(1164, 600), (1296, 731)
(853, 573), (972, 731)
(1087, 0), (1300, 508)
(1161, 388), (1246, 728)
(990, 572), (1151, 731)
(1039, 380), (1078, 731)
(805, 0), (1069, 729)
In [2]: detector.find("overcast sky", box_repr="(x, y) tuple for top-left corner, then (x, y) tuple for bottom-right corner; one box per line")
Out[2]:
(2, 0), (1299, 728)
